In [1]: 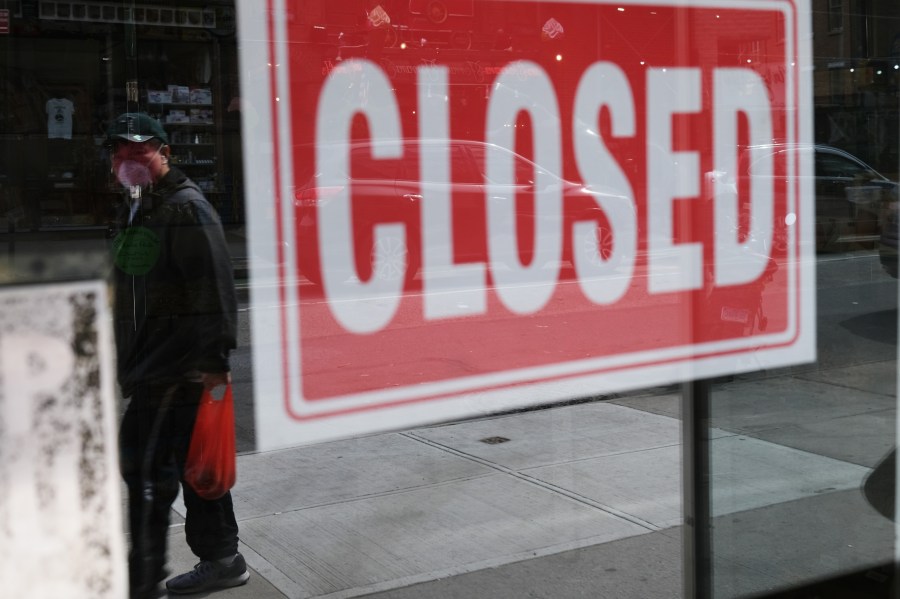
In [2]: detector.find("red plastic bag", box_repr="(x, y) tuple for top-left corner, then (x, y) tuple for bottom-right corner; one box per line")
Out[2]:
(184, 385), (236, 500)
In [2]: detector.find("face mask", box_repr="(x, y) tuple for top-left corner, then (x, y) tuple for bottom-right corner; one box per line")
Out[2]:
(115, 146), (162, 188)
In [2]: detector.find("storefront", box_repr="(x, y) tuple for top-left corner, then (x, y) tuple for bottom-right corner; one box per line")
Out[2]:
(1, 1), (899, 597)
(0, 1), (242, 233)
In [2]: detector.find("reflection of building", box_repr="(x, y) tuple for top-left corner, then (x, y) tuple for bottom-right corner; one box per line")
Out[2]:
(294, 2), (562, 143)
(812, 0), (900, 176)
(296, 2), (900, 181)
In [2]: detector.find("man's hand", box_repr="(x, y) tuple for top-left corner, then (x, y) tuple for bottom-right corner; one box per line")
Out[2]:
(200, 371), (231, 391)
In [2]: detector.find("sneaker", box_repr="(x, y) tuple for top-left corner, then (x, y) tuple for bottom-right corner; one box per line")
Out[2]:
(165, 553), (250, 594)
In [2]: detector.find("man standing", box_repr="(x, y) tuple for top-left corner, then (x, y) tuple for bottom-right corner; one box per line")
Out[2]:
(107, 113), (248, 598)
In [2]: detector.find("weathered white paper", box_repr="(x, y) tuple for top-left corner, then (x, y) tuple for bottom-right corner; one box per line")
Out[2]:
(0, 280), (125, 598)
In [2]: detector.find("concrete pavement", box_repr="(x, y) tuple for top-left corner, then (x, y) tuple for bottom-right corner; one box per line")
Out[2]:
(164, 365), (895, 599)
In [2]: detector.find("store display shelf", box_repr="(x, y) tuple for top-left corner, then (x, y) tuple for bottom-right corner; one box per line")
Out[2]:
(148, 102), (213, 107)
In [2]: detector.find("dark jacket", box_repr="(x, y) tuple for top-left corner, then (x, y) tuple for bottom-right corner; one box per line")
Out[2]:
(111, 168), (237, 397)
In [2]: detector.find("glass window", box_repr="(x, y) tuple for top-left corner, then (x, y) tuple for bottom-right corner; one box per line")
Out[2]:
(2, 1), (899, 598)
(828, 0), (843, 32)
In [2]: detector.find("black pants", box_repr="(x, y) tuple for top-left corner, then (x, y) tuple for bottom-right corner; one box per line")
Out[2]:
(120, 381), (239, 592)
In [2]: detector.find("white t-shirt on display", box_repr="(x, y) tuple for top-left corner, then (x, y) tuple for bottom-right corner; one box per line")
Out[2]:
(46, 98), (75, 140)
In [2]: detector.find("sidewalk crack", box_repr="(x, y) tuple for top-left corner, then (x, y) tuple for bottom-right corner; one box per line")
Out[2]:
(401, 431), (664, 532)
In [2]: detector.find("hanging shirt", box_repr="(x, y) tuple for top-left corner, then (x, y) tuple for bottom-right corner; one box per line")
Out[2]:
(46, 98), (74, 140)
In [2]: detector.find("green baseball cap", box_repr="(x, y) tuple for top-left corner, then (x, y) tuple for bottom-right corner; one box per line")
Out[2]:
(107, 112), (169, 145)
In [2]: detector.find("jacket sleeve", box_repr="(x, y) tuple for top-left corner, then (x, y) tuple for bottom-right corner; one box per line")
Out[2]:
(168, 193), (238, 373)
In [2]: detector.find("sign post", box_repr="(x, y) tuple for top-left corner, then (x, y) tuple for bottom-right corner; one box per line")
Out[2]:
(683, 378), (713, 598)
(239, 0), (814, 451)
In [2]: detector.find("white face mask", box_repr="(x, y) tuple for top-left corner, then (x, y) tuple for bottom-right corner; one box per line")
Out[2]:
(115, 145), (163, 188)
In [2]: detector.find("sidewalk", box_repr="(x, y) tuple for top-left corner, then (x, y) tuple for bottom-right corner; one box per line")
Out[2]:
(165, 373), (888, 599)
(7, 229), (893, 597)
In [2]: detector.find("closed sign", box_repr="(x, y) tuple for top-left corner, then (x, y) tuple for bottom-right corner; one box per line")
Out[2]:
(239, 0), (815, 450)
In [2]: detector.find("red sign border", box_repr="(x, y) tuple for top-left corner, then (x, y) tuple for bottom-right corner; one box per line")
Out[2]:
(264, 0), (806, 423)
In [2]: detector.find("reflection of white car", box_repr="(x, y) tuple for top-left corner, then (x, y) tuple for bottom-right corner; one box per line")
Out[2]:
(809, 144), (896, 251)
(294, 140), (634, 287)
(737, 144), (897, 252)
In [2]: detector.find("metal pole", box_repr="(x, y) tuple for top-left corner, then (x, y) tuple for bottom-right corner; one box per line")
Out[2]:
(7, 220), (14, 263)
(683, 378), (712, 599)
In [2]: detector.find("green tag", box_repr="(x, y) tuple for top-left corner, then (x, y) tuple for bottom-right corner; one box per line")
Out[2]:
(113, 227), (161, 275)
